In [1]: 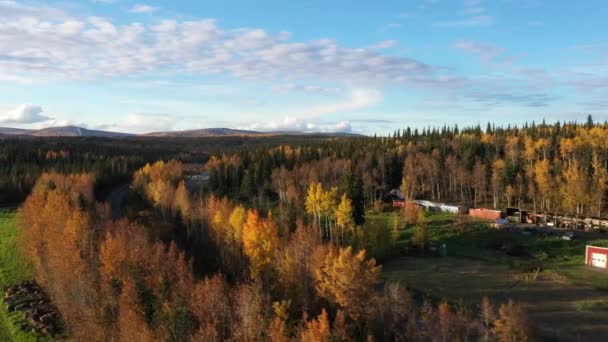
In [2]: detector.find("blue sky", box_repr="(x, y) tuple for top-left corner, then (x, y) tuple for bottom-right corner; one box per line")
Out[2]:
(0, 0), (607, 134)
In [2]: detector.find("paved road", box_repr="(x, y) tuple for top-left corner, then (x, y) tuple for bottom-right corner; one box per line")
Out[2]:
(106, 184), (129, 219)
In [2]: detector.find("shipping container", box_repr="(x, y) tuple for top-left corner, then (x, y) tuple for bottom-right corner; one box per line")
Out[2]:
(439, 204), (460, 214)
(469, 208), (504, 220)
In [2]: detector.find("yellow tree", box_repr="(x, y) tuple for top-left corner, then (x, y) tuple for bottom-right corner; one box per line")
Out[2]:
(301, 309), (331, 342)
(117, 280), (155, 342)
(335, 194), (353, 244)
(242, 210), (279, 280)
(275, 223), (323, 314)
(99, 230), (129, 286)
(505, 136), (519, 166)
(400, 153), (420, 200)
(382, 282), (415, 341)
(592, 153), (608, 217)
(491, 159), (506, 209)
(535, 138), (550, 160)
(269, 300), (290, 342)
(305, 182), (324, 236)
(147, 179), (174, 221)
(315, 247), (381, 321)
(411, 212), (428, 249)
(403, 201), (420, 225)
(320, 186), (339, 241)
(534, 159), (553, 212)
(472, 160), (487, 207)
(228, 205), (246, 244)
(172, 180), (191, 221)
(493, 300), (531, 342)
(523, 135), (537, 165)
(561, 161), (588, 215)
(560, 138), (575, 167)
(480, 296), (495, 342)
(504, 185), (515, 208)
(437, 301), (456, 342)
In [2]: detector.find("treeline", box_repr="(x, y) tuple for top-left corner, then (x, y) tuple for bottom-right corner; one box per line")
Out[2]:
(17, 166), (533, 340)
(0, 134), (335, 204)
(0, 138), (143, 202)
(206, 117), (608, 217)
(399, 118), (608, 217)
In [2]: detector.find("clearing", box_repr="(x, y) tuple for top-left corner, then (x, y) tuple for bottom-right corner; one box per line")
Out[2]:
(380, 211), (608, 341)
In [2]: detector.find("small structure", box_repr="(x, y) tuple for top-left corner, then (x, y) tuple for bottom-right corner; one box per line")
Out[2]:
(586, 245), (608, 269)
(387, 189), (406, 207)
(411, 200), (468, 214)
(392, 200), (405, 208)
(469, 208), (504, 220)
(505, 207), (529, 223)
(414, 200), (440, 211)
(440, 204), (461, 214)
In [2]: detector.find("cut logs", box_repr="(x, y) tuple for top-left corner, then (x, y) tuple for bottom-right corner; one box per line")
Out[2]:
(4, 280), (62, 337)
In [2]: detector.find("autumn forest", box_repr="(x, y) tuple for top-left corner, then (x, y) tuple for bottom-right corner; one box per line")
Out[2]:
(4, 118), (608, 341)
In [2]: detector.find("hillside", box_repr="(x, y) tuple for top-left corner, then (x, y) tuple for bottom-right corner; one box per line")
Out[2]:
(0, 125), (362, 138)
(143, 127), (263, 137)
(0, 126), (131, 138)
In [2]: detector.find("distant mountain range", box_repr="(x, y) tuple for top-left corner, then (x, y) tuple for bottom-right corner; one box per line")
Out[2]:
(0, 126), (361, 138)
(0, 126), (131, 138)
(143, 128), (263, 137)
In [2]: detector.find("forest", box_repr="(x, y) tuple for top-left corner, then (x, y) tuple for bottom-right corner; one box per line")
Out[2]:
(5, 118), (608, 341)
(0, 134), (333, 203)
(206, 116), (608, 218)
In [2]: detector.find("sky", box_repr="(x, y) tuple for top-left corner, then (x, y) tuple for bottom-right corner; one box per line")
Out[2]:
(0, 0), (607, 135)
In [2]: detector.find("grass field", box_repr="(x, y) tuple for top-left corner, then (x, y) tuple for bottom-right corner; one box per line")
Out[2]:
(375, 210), (608, 341)
(385, 211), (608, 288)
(0, 209), (44, 342)
(383, 256), (608, 341)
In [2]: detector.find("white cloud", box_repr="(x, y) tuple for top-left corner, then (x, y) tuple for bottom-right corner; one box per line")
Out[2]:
(454, 40), (504, 62)
(300, 88), (382, 118)
(435, 15), (492, 28)
(57, 20), (86, 35)
(98, 113), (178, 133)
(271, 84), (342, 96)
(129, 4), (159, 14)
(434, 0), (493, 27)
(380, 23), (402, 31)
(0, 3), (435, 86)
(242, 116), (352, 133)
(240, 88), (380, 133)
(0, 1), (69, 20)
(0, 104), (51, 124)
(370, 40), (398, 50)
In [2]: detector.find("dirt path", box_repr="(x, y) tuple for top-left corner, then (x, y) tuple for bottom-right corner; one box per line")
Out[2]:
(106, 184), (129, 219)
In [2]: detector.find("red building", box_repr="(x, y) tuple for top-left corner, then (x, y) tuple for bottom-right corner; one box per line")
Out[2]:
(586, 245), (608, 269)
(469, 208), (504, 220)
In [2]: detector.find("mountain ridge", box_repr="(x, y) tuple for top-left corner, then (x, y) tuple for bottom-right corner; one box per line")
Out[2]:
(0, 126), (362, 138)
(0, 126), (132, 138)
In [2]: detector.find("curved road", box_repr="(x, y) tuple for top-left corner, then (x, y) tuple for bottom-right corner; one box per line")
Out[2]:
(106, 184), (129, 219)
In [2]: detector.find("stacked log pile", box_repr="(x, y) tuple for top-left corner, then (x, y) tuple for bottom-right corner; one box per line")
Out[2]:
(4, 281), (62, 336)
